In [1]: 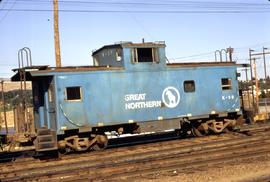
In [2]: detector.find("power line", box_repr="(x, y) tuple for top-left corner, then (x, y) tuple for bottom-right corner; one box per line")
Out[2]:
(235, 41), (270, 50)
(171, 51), (214, 60)
(1, 0), (270, 14)
(1, 0), (270, 10)
(0, 0), (17, 23)
(1, 9), (270, 13)
(169, 41), (270, 60)
(0, 0), (8, 10)
(0, 64), (17, 66)
(4, 0), (270, 7)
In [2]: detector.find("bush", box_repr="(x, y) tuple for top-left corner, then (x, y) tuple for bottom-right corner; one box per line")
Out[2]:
(1, 90), (32, 111)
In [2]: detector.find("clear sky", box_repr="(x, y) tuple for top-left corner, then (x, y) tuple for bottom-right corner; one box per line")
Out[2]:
(0, 0), (270, 79)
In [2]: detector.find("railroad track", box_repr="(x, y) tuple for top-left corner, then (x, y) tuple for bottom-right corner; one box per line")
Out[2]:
(0, 123), (270, 181)
(1, 121), (269, 164)
(0, 123), (262, 167)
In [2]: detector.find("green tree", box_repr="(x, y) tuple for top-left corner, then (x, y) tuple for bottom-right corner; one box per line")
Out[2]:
(260, 90), (267, 98)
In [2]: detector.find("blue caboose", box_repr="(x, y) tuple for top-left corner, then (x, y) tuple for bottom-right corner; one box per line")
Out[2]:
(12, 41), (242, 152)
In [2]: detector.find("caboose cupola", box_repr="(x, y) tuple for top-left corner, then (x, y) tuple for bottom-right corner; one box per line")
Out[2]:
(92, 41), (166, 70)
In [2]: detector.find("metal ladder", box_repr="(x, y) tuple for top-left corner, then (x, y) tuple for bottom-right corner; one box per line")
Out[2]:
(17, 47), (32, 134)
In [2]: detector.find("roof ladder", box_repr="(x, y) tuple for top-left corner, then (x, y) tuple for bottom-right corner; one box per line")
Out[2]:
(16, 47), (32, 133)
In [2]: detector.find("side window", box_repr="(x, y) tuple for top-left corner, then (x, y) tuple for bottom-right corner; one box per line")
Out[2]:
(184, 80), (195, 92)
(66, 86), (82, 101)
(116, 49), (122, 62)
(132, 48), (159, 63)
(221, 78), (232, 90)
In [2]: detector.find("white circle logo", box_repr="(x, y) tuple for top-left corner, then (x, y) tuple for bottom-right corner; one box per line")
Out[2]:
(162, 86), (180, 108)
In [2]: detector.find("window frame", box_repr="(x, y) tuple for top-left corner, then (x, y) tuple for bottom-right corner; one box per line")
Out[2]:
(65, 86), (83, 102)
(48, 84), (54, 103)
(116, 48), (122, 62)
(93, 57), (99, 66)
(131, 48), (159, 63)
(221, 78), (232, 90)
(183, 80), (196, 93)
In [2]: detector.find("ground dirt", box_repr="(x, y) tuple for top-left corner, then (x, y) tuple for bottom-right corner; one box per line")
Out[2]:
(141, 155), (270, 182)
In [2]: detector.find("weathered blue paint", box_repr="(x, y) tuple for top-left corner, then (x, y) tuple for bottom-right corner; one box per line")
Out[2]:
(38, 106), (45, 127)
(25, 42), (241, 134)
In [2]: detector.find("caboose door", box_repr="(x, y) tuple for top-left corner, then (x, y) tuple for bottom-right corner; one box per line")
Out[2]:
(33, 76), (57, 131)
(47, 78), (57, 130)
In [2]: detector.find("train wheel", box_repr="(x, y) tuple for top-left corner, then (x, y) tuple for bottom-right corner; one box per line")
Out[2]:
(92, 135), (108, 151)
(191, 127), (203, 137)
(191, 124), (208, 137)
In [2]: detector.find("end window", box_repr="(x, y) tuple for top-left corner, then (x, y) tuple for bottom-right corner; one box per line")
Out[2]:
(93, 57), (99, 66)
(66, 86), (82, 101)
(184, 80), (195, 92)
(221, 78), (232, 90)
(132, 48), (159, 63)
(116, 49), (122, 62)
(137, 48), (153, 62)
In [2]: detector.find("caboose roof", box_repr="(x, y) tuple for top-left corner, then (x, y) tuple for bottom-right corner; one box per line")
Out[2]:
(11, 65), (124, 81)
(92, 41), (166, 56)
(11, 62), (246, 82)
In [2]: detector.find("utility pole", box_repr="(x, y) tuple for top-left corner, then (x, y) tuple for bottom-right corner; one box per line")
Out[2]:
(263, 47), (268, 80)
(249, 49), (255, 110)
(244, 67), (251, 109)
(1, 80), (8, 134)
(253, 59), (259, 113)
(250, 48), (270, 80)
(54, 0), (62, 67)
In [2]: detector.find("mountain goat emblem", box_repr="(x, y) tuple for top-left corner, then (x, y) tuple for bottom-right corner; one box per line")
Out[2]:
(162, 87), (180, 108)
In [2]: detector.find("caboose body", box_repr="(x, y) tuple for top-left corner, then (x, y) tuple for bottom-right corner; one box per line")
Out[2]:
(11, 42), (242, 152)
